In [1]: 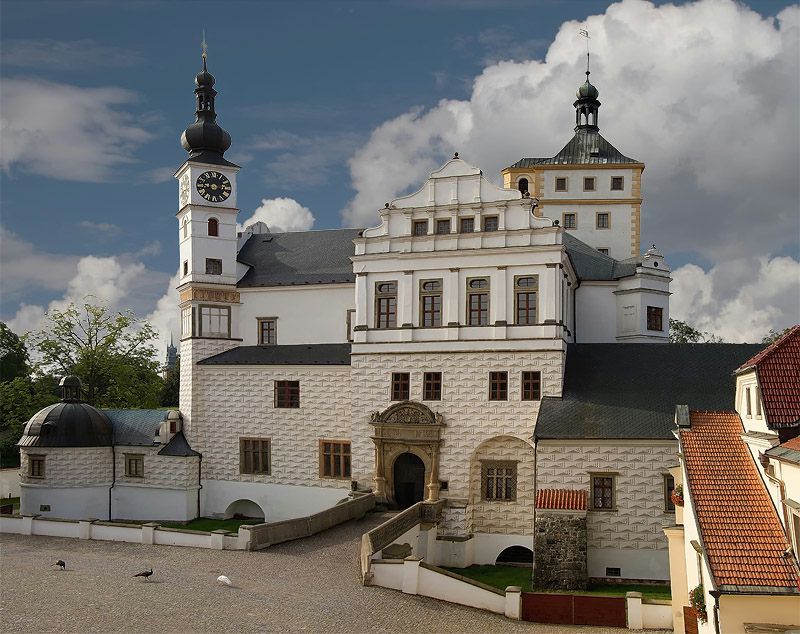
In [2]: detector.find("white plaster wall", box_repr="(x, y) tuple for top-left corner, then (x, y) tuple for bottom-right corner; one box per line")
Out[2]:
(575, 283), (617, 343)
(115, 445), (198, 489)
(417, 565), (506, 614)
(371, 562), (404, 590)
(537, 440), (676, 580)
(237, 285), (355, 345)
(472, 532), (534, 566)
(112, 485), (198, 522)
(540, 169), (637, 200)
(735, 372), (770, 434)
(20, 447), (112, 487)
(547, 203), (634, 260)
(200, 479), (348, 521)
(20, 484), (110, 520)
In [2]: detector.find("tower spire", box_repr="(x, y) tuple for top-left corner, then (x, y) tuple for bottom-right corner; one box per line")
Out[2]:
(574, 29), (600, 132)
(201, 30), (208, 71)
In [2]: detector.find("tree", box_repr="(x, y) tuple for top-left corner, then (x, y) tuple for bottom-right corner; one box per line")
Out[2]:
(762, 326), (792, 345)
(669, 319), (724, 343)
(0, 322), (29, 382)
(28, 302), (162, 407)
(0, 373), (59, 467)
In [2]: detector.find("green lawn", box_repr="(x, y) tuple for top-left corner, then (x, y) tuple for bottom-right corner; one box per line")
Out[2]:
(158, 517), (262, 532)
(443, 565), (671, 599)
(0, 497), (19, 512)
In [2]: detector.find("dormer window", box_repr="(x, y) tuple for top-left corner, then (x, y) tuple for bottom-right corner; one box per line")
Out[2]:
(208, 218), (219, 236)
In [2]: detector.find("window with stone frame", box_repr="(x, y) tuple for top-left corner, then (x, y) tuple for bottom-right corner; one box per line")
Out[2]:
(521, 371), (541, 401)
(240, 437), (270, 474)
(274, 380), (300, 408)
(420, 279), (442, 327)
(583, 176), (596, 191)
(320, 440), (351, 479)
(459, 217), (474, 233)
(183, 260), (188, 276)
(423, 372), (442, 401)
(467, 277), (490, 326)
(375, 281), (397, 329)
(181, 307), (192, 337)
(391, 372), (410, 401)
(562, 212), (577, 229)
(199, 305), (230, 338)
(664, 474), (676, 512)
(482, 461), (517, 501)
(591, 474), (616, 510)
(28, 455), (45, 478)
(436, 219), (451, 235)
(205, 258), (222, 275)
(346, 309), (355, 343)
(125, 454), (144, 478)
(482, 216), (499, 232)
(647, 306), (663, 331)
(555, 177), (568, 192)
(596, 212), (610, 229)
(258, 318), (277, 345)
(611, 176), (624, 191)
(514, 275), (538, 325)
(489, 371), (508, 401)
(413, 220), (428, 236)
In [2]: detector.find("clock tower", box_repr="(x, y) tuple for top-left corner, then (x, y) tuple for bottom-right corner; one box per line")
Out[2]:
(176, 44), (241, 439)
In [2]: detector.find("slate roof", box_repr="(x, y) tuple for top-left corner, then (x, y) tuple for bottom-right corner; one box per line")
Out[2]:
(736, 325), (800, 429)
(158, 430), (200, 457)
(766, 436), (800, 465)
(562, 233), (638, 281)
(536, 489), (587, 511)
(104, 409), (167, 446)
(199, 343), (351, 366)
(237, 228), (362, 288)
(680, 410), (800, 593)
(505, 129), (640, 168)
(535, 343), (763, 440)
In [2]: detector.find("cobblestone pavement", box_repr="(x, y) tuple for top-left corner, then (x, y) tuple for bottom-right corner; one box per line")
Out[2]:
(1, 513), (662, 634)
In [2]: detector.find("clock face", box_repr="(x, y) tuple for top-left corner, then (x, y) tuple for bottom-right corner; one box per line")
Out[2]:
(196, 171), (231, 203)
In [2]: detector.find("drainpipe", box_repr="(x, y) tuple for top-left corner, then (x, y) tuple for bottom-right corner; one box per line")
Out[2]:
(109, 444), (116, 521)
(709, 590), (721, 634)
(531, 437), (538, 588)
(196, 453), (203, 519)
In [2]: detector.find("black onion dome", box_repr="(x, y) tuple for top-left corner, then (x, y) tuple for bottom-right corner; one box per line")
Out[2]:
(576, 79), (599, 100)
(195, 69), (215, 88)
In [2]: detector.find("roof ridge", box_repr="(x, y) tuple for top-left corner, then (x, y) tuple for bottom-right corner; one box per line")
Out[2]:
(737, 324), (800, 372)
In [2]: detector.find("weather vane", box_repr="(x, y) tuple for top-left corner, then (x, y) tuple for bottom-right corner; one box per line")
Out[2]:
(201, 29), (208, 67)
(579, 28), (590, 76)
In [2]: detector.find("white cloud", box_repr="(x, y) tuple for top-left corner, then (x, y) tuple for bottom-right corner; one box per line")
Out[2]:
(78, 221), (121, 236)
(0, 78), (153, 182)
(146, 271), (181, 358)
(238, 197), (315, 233)
(341, 0), (800, 264)
(1, 39), (143, 69)
(671, 256), (800, 343)
(0, 227), (80, 299)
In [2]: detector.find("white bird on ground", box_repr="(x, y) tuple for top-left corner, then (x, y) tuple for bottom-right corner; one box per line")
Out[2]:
(217, 575), (232, 587)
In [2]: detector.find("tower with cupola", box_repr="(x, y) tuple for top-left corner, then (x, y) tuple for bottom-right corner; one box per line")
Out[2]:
(176, 43), (241, 442)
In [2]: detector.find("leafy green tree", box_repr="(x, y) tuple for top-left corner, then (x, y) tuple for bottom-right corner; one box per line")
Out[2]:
(762, 326), (792, 345)
(0, 322), (29, 382)
(28, 302), (162, 407)
(669, 318), (724, 343)
(161, 356), (180, 408)
(0, 374), (59, 467)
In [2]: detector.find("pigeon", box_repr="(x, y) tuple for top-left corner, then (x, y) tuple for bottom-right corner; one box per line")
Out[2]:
(133, 568), (153, 581)
(55, 560), (66, 571)
(217, 575), (232, 587)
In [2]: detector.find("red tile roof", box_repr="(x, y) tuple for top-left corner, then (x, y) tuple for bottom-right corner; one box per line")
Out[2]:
(536, 488), (587, 511)
(737, 325), (800, 428)
(681, 410), (800, 591)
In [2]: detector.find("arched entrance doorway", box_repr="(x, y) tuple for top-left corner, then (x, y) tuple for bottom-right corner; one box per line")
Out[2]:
(393, 453), (425, 509)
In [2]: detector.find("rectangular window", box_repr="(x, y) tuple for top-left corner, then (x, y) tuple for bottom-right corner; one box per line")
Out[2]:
(436, 219), (451, 235)
(420, 279), (442, 327)
(596, 213), (609, 229)
(375, 281), (397, 329)
(320, 441), (351, 479)
(274, 380), (300, 408)
(205, 258), (222, 275)
(391, 372), (410, 401)
(647, 306), (663, 331)
(467, 277), (490, 326)
(28, 455), (45, 478)
(489, 371), (508, 401)
(482, 461), (516, 501)
(258, 318), (277, 345)
(199, 305), (230, 338)
(664, 474), (676, 512)
(482, 216), (499, 232)
(591, 475), (615, 510)
(598, 248), (609, 255)
(755, 387), (762, 417)
(521, 371), (541, 401)
(459, 217), (474, 233)
(240, 437), (270, 474)
(562, 213), (577, 229)
(514, 275), (538, 325)
(611, 176), (624, 191)
(423, 372), (442, 401)
(346, 309), (355, 343)
(555, 177), (567, 192)
(746, 387), (752, 416)
(183, 260), (188, 276)
(181, 307), (192, 337)
(583, 176), (596, 191)
(125, 454), (144, 478)
(413, 220), (428, 236)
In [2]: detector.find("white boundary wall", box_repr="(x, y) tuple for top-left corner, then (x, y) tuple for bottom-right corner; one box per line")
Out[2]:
(0, 468), (20, 499)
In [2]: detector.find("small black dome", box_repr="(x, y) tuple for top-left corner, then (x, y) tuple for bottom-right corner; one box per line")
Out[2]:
(195, 69), (215, 88)
(19, 402), (112, 448)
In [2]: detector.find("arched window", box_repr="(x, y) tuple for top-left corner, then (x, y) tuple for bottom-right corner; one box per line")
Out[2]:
(182, 218), (188, 238)
(208, 218), (219, 237)
(518, 178), (529, 195)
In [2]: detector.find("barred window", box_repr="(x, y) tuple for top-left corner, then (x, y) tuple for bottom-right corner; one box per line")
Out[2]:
(436, 219), (451, 235)
(521, 371), (541, 401)
(563, 213), (577, 229)
(274, 380), (300, 408)
(489, 371), (508, 401)
(205, 258), (222, 275)
(555, 177), (567, 192)
(591, 475), (615, 510)
(125, 454), (144, 478)
(483, 462), (516, 501)
(596, 213), (609, 229)
(320, 441), (351, 479)
(391, 372), (410, 401)
(598, 248), (609, 255)
(467, 278), (490, 326)
(583, 176), (596, 191)
(375, 281), (397, 329)
(413, 220), (428, 236)
(28, 455), (45, 478)
(482, 216), (499, 232)
(647, 306), (663, 331)
(240, 438), (270, 474)
(258, 318), (277, 345)
(460, 217), (474, 233)
(514, 276), (538, 325)
(423, 372), (442, 401)
(420, 279), (442, 327)
(611, 176), (624, 191)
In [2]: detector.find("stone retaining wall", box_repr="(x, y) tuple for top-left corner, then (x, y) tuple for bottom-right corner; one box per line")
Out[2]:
(533, 512), (587, 590)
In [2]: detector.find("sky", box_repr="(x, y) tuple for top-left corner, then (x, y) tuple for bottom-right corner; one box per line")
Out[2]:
(1, 0), (798, 353)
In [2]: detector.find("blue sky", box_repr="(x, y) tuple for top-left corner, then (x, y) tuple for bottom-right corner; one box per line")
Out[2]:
(2, 0), (798, 345)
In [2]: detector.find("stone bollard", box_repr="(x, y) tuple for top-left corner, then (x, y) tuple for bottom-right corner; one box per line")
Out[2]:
(78, 519), (97, 540)
(626, 591), (643, 630)
(505, 586), (522, 620)
(141, 522), (159, 545)
(402, 556), (422, 595)
(21, 514), (38, 535)
(211, 529), (228, 550)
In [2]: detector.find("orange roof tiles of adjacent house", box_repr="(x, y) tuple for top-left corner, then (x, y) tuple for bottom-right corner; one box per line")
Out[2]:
(736, 324), (800, 429)
(536, 488), (587, 511)
(680, 410), (800, 593)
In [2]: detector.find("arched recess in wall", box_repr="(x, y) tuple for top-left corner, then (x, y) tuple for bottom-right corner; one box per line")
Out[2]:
(225, 499), (265, 520)
(518, 177), (529, 194)
(207, 217), (219, 237)
(496, 545), (533, 566)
